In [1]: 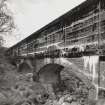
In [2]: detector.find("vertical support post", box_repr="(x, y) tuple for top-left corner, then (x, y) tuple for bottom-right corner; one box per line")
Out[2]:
(63, 26), (66, 54)
(46, 34), (48, 64)
(97, 0), (101, 100)
(62, 21), (66, 58)
(26, 40), (28, 56)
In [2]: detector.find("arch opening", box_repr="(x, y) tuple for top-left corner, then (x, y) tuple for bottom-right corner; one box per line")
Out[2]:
(18, 61), (33, 73)
(36, 63), (96, 101)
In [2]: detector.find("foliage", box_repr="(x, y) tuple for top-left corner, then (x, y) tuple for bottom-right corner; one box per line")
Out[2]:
(0, 0), (14, 46)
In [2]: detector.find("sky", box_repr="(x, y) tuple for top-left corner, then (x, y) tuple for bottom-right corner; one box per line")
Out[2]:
(4, 0), (86, 47)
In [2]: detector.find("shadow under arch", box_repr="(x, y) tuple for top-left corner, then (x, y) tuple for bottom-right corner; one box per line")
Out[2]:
(37, 63), (64, 84)
(18, 61), (33, 73)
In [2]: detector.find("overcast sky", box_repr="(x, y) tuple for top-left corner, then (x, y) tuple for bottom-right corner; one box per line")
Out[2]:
(4, 0), (86, 47)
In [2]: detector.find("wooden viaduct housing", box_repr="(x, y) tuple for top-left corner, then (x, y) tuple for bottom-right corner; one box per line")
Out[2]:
(6, 0), (105, 99)
(6, 0), (105, 58)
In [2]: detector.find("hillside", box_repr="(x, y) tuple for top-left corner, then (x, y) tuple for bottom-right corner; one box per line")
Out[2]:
(0, 47), (104, 105)
(0, 47), (47, 105)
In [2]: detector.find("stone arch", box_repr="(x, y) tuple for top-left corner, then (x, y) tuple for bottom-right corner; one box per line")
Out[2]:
(34, 56), (100, 99)
(18, 59), (33, 73)
(38, 63), (64, 84)
(37, 62), (98, 98)
(36, 57), (98, 99)
(37, 59), (93, 88)
(37, 64), (82, 96)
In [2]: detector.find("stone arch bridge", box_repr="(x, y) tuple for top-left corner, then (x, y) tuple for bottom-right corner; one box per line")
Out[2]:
(10, 55), (101, 99)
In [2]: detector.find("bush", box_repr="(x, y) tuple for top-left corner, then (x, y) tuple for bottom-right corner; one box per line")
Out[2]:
(0, 66), (5, 81)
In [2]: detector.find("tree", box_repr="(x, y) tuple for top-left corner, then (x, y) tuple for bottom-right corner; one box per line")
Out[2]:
(0, 0), (14, 46)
